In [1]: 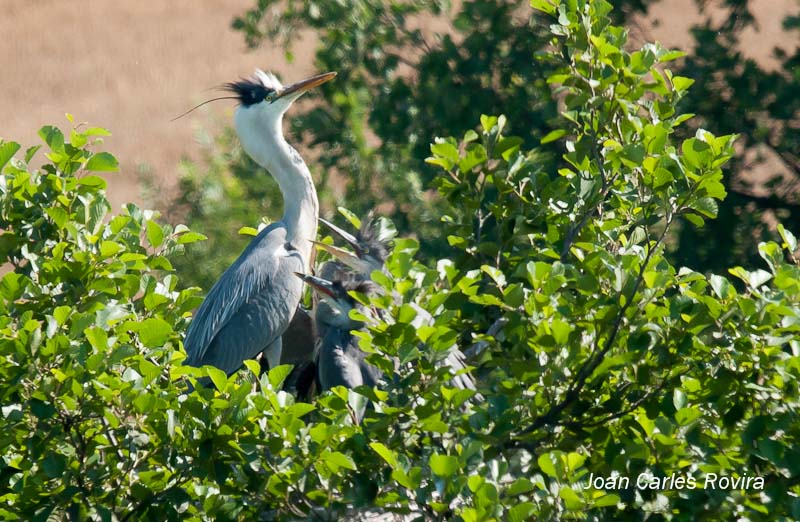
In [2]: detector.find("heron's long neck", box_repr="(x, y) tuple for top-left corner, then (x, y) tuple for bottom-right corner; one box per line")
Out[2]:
(248, 121), (319, 268)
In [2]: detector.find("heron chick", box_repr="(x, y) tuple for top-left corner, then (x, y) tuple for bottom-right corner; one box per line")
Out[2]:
(311, 215), (481, 396)
(295, 272), (386, 393)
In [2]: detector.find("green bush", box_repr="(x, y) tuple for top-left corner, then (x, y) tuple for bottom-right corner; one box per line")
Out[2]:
(2, 1), (799, 520)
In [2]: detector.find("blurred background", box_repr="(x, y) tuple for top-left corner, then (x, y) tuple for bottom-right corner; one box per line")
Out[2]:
(2, 0), (797, 289)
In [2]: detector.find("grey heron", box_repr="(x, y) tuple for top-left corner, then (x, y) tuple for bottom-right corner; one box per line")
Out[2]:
(295, 272), (386, 393)
(311, 216), (481, 395)
(183, 70), (336, 377)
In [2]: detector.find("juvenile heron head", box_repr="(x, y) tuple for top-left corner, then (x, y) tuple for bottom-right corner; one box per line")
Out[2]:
(295, 272), (378, 329)
(313, 215), (391, 275)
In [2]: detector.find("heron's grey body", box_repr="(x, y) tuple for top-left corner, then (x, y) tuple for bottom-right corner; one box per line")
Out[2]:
(316, 311), (383, 391)
(183, 71), (336, 377)
(184, 223), (304, 374)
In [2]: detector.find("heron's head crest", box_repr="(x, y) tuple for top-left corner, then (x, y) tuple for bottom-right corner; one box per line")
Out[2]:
(224, 69), (283, 107)
(338, 277), (380, 298)
(357, 213), (394, 263)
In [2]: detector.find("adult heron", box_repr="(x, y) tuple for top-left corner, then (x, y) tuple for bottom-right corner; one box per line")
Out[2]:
(184, 70), (336, 376)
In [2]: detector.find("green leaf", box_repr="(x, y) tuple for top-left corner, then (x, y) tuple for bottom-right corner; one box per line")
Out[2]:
(206, 366), (228, 391)
(323, 451), (357, 472)
(39, 125), (65, 152)
(480, 115), (498, 131)
(76, 175), (108, 189)
(495, 136), (523, 160)
(671, 76), (694, 92)
(135, 317), (172, 347)
(689, 197), (718, 218)
(83, 126), (111, 136)
(53, 305), (72, 325)
(238, 226), (259, 236)
(85, 326), (109, 351)
(146, 220), (165, 248)
(508, 502), (535, 522)
(559, 486), (584, 510)
(430, 139), (459, 165)
(530, 0), (557, 14)
(538, 452), (560, 478)
(673, 389), (687, 410)
(507, 478), (535, 496)
(85, 152), (119, 172)
(45, 207), (69, 229)
(267, 364), (293, 389)
(177, 231), (207, 244)
(659, 49), (686, 62)
(0, 141), (20, 171)
(100, 240), (123, 257)
(708, 274), (734, 300)
(429, 454), (459, 478)
(370, 442), (398, 468)
(337, 206), (361, 229)
(70, 128), (87, 148)
(24, 145), (42, 163)
(594, 494), (620, 507)
(778, 224), (797, 252)
(682, 137), (711, 170)
(459, 144), (487, 171)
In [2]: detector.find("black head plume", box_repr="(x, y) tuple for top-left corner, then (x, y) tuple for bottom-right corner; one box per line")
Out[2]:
(171, 71), (277, 121)
(322, 274), (380, 302)
(223, 78), (274, 107)
(357, 213), (391, 263)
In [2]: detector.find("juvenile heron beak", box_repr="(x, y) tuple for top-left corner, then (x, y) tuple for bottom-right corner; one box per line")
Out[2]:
(319, 217), (360, 251)
(311, 240), (361, 265)
(294, 272), (337, 298)
(278, 71), (337, 101)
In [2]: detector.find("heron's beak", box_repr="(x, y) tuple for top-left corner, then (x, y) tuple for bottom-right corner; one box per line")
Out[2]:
(311, 239), (373, 275)
(278, 71), (337, 101)
(294, 272), (337, 298)
(311, 240), (361, 265)
(319, 218), (361, 253)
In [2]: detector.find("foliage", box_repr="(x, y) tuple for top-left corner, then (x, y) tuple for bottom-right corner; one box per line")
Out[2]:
(2, 1), (800, 521)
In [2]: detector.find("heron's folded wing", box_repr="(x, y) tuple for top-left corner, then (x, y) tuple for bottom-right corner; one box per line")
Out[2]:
(183, 226), (286, 365)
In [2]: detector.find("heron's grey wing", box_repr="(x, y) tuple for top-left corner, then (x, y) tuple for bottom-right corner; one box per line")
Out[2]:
(184, 224), (302, 372)
(442, 348), (478, 391)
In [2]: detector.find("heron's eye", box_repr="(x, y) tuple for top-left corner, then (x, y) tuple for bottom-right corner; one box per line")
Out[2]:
(264, 92), (276, 103)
